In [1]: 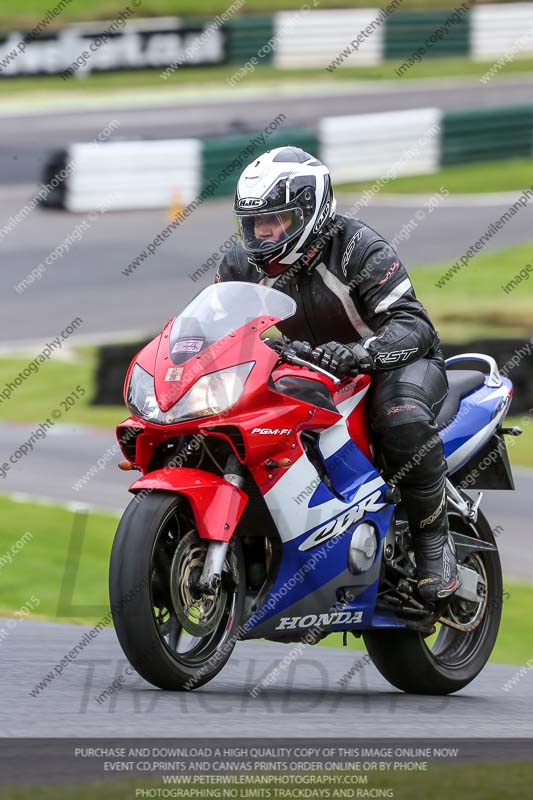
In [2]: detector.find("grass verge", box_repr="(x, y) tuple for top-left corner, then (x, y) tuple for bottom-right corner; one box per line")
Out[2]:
(3, 762), (533, 800)
(411, 241), (533, 341)
(0, 346), (126, 429)
(338, 157), (533, 195)
(0, 495), (531, 665)
(2, 57), (533, 96)
(0, 0), (520, 26)
(0, 495), (118, 624)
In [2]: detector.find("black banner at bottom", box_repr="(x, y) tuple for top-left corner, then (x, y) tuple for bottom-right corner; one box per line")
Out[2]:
(1, 738), (532, 799)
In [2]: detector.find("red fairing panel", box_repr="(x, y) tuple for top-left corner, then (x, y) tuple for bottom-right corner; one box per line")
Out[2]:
(129, 468), (248, 542)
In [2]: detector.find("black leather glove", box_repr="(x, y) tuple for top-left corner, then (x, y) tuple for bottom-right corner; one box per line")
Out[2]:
(309, 341), (358, 378)
(309, 341), (375, 378)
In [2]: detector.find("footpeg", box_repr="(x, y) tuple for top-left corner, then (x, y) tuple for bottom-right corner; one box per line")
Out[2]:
(468, 492), (483, 522)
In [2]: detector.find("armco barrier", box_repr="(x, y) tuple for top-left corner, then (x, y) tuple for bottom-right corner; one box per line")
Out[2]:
(201, 127), (319, 198)
(441, 104), (533, 165)
(44, 101), (533, 212)
(384, 9), (470, 60)
(319, 108), (441, 184)
(226, 14), (274, 64)
(94, 338), (533, 414)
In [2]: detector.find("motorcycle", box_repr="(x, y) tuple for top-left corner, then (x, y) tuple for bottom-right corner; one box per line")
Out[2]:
(110, 281), (519, 694)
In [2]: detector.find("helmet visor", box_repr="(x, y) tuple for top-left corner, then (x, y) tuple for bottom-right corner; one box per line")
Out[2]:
(236, 208), (305, 256)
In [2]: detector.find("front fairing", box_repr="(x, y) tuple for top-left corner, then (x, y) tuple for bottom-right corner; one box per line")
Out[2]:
(124, 281), (297, 423)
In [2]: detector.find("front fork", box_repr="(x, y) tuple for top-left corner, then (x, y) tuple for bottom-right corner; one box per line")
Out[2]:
(197, 454), (244, 593)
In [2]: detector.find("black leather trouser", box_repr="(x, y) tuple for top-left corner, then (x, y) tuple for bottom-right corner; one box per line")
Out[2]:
(368, 355), (449, 541)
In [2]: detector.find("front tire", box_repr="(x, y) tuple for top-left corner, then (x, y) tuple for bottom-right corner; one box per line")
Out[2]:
(363, 509), (502, 695)
(109, 491), (245, 691)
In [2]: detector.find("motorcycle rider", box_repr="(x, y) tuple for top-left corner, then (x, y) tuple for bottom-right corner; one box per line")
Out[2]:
(215, 146), (457, 602)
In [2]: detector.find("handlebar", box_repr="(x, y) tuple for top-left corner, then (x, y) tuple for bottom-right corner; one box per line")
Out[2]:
(265, 338), (354, 385)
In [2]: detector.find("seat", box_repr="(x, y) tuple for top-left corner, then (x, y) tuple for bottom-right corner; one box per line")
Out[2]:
(436, 370), (486, 428)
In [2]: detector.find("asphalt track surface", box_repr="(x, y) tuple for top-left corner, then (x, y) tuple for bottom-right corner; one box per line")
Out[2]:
(4, 617), (532, 737)
(1, 186), (532, 345)
(2, 75), (533, 184)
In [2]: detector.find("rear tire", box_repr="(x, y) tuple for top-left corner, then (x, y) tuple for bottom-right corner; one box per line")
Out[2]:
(109, 491), (245, 691)
(363, 509), (502, 695)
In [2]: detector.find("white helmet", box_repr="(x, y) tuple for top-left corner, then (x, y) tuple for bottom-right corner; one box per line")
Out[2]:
(234, 146), (336, 277)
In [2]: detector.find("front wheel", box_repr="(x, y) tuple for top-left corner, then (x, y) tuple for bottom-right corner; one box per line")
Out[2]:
(109, 491), (245, 691)
(363, 509), (503, 695)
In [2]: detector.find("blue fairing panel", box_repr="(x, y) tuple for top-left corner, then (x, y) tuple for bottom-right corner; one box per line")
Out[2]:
(439, 377), (512, 474)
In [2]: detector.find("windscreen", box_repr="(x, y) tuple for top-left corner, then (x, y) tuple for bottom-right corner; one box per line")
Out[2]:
(169, 281), (296, 365)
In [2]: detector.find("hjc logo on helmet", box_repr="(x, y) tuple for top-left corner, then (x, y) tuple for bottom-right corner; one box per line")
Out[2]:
(238, 197), (267, 209)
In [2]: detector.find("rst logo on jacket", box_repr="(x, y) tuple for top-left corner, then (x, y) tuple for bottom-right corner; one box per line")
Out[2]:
(374, 347), (418, 365)
(341, 229), (364, 276)
(275, 611), (363, 630)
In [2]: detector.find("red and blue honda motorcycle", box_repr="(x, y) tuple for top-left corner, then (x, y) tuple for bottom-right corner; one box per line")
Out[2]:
(110, 281), (517, 694)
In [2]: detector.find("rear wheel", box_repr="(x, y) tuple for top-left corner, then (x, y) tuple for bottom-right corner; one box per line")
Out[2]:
(363, 509), (502, 695)
(109, 491), (245, 691)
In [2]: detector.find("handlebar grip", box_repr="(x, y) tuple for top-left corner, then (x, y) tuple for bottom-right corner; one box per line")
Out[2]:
(291, 340), (313, 359)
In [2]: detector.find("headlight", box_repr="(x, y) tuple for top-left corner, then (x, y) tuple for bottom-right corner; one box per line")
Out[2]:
(126, 362), (254, 425)
(127, 364), (160, 421)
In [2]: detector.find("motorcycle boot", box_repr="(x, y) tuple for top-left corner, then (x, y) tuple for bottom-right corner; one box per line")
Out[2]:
(408, 479), (459, 602)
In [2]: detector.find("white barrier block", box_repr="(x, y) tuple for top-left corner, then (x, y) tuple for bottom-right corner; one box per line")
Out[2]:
(274, 9), (384, 68)
(65, 139), (202, 212)
(320, 108), (442, 184)
(472, 3), (533, 60)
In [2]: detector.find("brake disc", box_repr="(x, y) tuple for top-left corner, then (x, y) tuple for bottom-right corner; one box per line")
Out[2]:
(169, 531), (227, 637)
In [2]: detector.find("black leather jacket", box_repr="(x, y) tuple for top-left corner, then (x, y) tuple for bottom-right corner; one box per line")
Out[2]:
(215, 214), (442, 373)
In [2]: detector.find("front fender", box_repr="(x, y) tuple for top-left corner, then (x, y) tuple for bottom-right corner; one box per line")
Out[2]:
(129, 467), (248, 542)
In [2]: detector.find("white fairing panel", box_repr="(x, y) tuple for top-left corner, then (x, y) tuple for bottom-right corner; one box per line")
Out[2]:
(262, 382), (379, 544)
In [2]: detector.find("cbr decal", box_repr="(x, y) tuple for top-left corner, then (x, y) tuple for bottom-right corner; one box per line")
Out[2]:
(299, 488), (386, 551)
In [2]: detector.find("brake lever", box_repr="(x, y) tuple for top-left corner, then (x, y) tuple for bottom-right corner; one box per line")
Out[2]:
(264, 338), (342, 384)
(283, 351), (342, 385)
